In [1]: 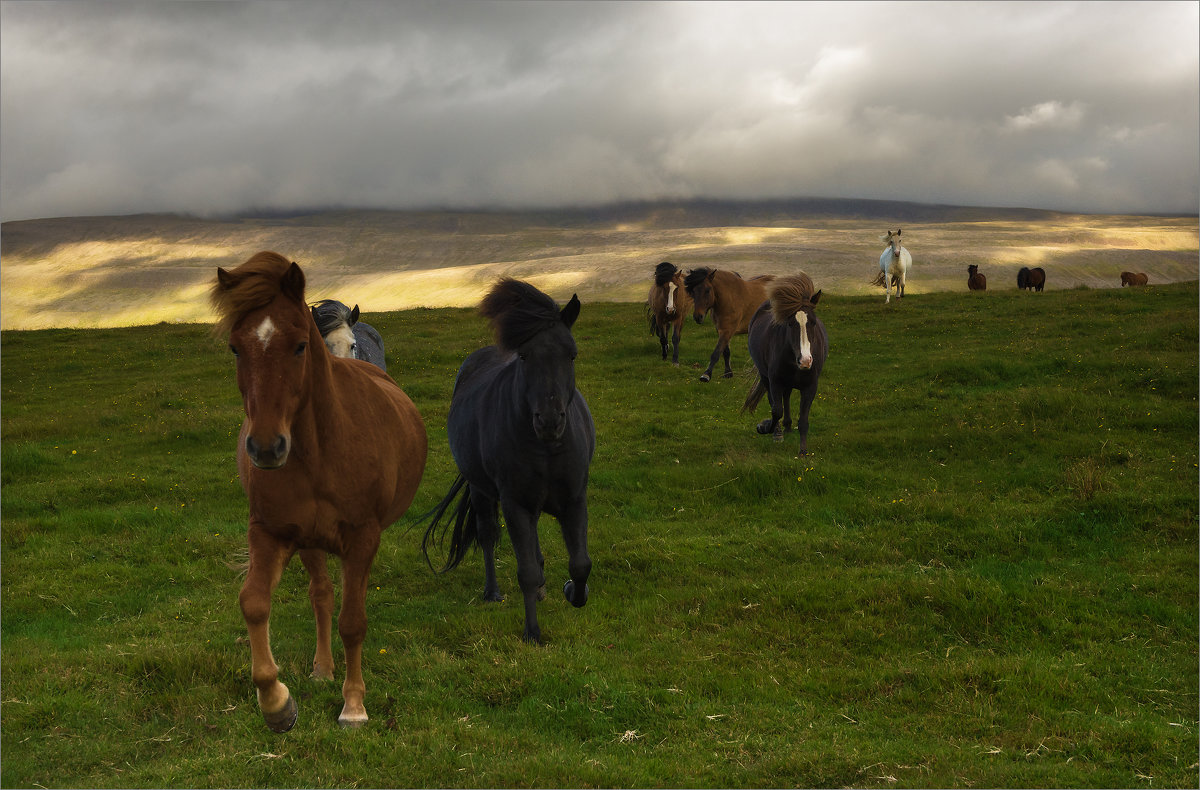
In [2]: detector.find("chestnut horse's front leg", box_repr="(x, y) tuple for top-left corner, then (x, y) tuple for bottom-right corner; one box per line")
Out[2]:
(299, 549), (335, 680)
(335, 527), (381, 727)
(240, 526), (297, 732)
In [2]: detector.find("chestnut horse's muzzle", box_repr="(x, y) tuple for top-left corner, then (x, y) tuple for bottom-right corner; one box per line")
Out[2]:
(246, 434), (290, 469)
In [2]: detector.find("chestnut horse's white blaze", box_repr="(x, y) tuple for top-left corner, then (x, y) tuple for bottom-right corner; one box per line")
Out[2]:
(878, 229), (912, 303)
(255, 316), (277, 348)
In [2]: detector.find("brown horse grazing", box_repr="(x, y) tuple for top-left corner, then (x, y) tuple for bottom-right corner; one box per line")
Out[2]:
(647, 261), (693, 365)
(1017, 266), (1046, 291)
(1121, 271), (1149, 287)
(211, 251), (427, 732)
(684, 267), (775, 382)
(967, 264), (987, 291)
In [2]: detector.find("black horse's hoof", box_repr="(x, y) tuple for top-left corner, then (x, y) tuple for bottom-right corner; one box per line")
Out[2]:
(756, 419), (774, 435)
(264, 694), (298, 733)
(699, 373), (711, 383)
(563, 580), (589, 608)
(722, 371), (734, 379)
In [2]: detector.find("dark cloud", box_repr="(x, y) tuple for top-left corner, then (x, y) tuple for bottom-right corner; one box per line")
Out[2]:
(2, 0), (1196, 221)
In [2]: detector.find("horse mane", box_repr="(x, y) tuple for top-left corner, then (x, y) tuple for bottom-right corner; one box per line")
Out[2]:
(311, 299), (354, 336)
(654, 261), (679, 287)
(683, 267), (712, 292)
(478, 277), (564, 352)
(768, 273), (817, 324)
(209, 251), (303, 336)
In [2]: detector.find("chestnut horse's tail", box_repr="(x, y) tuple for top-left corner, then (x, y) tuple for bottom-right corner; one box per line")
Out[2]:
(741, 374), (767, 414)
(419, 475), (477, 573)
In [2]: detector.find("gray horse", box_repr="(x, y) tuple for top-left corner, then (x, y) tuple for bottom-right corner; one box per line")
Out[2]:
(311, 300), (387, 372)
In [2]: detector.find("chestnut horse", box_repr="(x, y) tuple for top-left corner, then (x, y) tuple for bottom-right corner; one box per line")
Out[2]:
(647, 261), (693, 365)
(211, 252), (427, 732)
(967, 264), (987, 291)
(742, 273), (828, 452)
(1121, 271), (1148, 287)
(684, 267), (775, 382)
(1017, 267), (1046, 291)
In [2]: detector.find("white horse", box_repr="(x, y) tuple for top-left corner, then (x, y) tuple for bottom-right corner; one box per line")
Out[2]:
(875, 229), (912, 303)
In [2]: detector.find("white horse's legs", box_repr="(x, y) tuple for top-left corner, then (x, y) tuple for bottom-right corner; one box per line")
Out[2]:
(884, 266), (892, 303)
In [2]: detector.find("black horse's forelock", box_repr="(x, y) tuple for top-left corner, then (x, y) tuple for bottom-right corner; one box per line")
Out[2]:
(311, 299), (353, 337)
(479, 278), (566, 351)
(654, 261), (679, 287)
(683, 267), (712, 293)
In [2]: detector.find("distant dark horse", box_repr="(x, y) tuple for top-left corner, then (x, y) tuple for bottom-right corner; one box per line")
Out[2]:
(742, 273), (828, 452)
(311, 299), (387, 371)
(1121, 271), (1149, 287)
(647, 261), (693, 365)
(1017, 267), (1046, 292)
(967, 265), (987, 291)
(422, 278), (594, 644)
(684, 267), (775, 382)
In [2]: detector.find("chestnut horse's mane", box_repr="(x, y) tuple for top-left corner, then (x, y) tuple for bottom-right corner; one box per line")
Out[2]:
(210, 251), (302, 336)
(768, 273), (818, 325)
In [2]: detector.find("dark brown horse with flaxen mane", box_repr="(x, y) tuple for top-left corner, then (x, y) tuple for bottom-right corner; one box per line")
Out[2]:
(685, 267), (775, 382)
(211, 251), (427, 732)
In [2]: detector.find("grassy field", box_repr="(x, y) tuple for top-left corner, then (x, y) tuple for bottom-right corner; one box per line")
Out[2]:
(1, 281), (1197, 788)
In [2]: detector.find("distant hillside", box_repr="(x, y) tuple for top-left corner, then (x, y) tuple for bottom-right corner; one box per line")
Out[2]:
(2, 199), (1196, 330)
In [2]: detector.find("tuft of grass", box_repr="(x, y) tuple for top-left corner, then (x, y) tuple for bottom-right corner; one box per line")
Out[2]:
(2, 282), (1197, 788)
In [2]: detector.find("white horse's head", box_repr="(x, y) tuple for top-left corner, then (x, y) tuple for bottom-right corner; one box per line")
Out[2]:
(881, 229), (904, 257)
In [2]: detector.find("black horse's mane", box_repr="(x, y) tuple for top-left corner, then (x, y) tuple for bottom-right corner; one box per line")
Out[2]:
(654, 261), (679, 287)
(479, 278), (564, 352)
(311, 299), (353, 336)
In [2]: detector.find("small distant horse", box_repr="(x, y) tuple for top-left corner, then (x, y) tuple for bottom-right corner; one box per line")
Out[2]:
(1017, 267), (1046, 291)
(422, 278), (594, 645)
(646, 261), (693, 365)
(967, 264), (987, 291)
(871, 229), (912, 303)
(742, 273), (828, 452)
(311, 299), (387, 371)
(684, 267), (775, 382)
(1121, 271), (1148, 287)
(211, 252), (427, 731)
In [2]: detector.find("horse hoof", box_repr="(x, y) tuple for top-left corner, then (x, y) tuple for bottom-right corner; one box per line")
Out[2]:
(536, 584), (547, 602)
(264, 694), (298, 733)
(699, 374), (711, 383)
(772, 432), (784, 443)
(338, 711), (368, 729)
(563, 580), (589, 608)
(756, 420), (773, 435)
(722, 372), (733, 379)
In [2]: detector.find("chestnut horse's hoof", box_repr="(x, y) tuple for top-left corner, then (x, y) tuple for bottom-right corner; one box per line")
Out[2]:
(338, 711), (368, 729)
(264, 694), (298, 733)
(563, 580), (589, 608)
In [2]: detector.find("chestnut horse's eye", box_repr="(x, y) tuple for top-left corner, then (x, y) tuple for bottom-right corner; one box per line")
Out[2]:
(295, 342), (307, 357)
(229, 344), (239, 357)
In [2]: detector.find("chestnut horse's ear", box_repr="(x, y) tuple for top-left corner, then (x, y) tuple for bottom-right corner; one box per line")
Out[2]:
(811, 289), (822, 305)
(350, 305), (360, 325)
(217, 267), (237, 290)
(560, 294), (581, 329)
(281, 262), (306, 301)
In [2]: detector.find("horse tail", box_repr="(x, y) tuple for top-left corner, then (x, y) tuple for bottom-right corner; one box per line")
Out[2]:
(419, 475), (477, 573)
(870, 271), (886, 287)
(741, 375), (767, 414)
(646, 302), (660, 335)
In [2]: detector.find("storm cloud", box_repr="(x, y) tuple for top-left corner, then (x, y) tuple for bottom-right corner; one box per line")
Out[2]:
(2, 0), (1197, 221)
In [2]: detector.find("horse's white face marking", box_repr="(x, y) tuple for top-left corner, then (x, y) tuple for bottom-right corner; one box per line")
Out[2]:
(666, 281), (677, 313)
(255, 316), (277, 349)
(795, 312), (813, 369)
(324, 324), (356, 358)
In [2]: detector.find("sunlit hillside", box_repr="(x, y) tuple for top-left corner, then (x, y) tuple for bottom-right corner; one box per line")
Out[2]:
(1, 199), (1196, 330)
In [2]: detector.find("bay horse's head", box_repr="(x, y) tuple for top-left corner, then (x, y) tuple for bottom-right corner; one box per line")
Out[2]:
(684, 267), (716, 324)
(212, 251), (320, 470)
(312, 299), (360, 359)
(768, 273), (822, 370)
(883, 229), (903, 259)
(653, 261), (683, 315)
(480, 278), (581, 442)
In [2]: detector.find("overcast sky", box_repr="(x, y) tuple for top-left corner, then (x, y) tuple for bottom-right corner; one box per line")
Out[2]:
(2, 0), (1197, 222)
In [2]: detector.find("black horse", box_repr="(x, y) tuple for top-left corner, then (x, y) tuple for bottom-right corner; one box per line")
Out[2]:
(422, 278), (594, 644)
(1017, 267), (1046, 292)
(742, 273), (828, 453)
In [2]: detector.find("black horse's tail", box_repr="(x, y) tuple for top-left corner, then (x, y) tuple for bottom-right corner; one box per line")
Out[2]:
(419, 475), (477, 574)
(741, 374), (767, 414)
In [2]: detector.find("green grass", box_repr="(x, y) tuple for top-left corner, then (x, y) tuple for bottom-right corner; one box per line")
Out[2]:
(2, 283), (1197, 788)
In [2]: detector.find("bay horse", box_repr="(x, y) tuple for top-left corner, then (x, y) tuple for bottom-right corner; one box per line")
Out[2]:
(1121, 271), (1148, 287)
(684, 267), (775, 382)
(646, 261), (693, 365)
(312, 299), (387, 371)
(967, 264), (987, 291)
(421, 278), (594, 645)
(1017, 266), (1046, 291)
(211, 252), (427, 731)
(871, 229), (911, 303)
(742, 273), (828, 452)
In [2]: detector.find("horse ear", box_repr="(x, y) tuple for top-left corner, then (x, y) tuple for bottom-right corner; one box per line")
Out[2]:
(216, 267), (237, 291)
(281, 262), (306, 301)
(897, 229), (902, 236)
(707, 269), (716, 282)
(560, 294), (581, 328)
(350, 305), (360, 325)
(811, 289), (822, 305)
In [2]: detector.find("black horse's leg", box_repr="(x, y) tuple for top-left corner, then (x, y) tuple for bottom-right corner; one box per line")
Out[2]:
(768, 380), (789, 442)
(558, 497), (591, 610)
(795, 383), (818, 455)
(473, 490), (504, 602)
(501, 500), (546, 644)
(722, 343), (733, 378)
(755, 375), (779, 436)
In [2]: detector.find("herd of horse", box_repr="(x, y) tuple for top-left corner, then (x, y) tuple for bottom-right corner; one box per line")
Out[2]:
(212, 232), (1154, 732)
